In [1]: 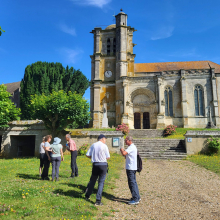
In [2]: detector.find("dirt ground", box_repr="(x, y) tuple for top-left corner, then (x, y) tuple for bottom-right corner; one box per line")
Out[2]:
(98, 159), (220, 220)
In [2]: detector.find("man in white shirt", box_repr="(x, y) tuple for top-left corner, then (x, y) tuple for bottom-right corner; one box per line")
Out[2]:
(85, 134), (110, 206)
(120, 136), (140, 205)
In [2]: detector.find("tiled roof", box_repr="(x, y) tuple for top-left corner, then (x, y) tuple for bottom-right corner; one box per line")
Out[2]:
(134, 61), (220, 73)
(4, 81), (20, 94)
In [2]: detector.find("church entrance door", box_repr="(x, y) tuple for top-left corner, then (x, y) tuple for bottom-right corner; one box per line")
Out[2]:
(143, 112), (150, 129)
(134, 112), (141, 129)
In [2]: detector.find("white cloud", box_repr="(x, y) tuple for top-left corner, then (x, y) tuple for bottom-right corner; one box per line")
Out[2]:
(59, 48), (84, 64)
(167, 48), (201, 58)
(59, 23), (76, 36)
(70, 0), (111, 8)
(151, 26), (174, 40)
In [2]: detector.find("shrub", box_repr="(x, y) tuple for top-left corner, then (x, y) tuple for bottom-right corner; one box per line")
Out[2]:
(78, 144), (89, 156)
(116, 123), (129, 136)
(207, 136), (220, 155)
(164, 124), (177, 136)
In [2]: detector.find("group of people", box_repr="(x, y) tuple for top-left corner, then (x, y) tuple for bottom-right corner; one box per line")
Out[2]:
(39, 133), (140, 206)
(39, 134), (78, 181)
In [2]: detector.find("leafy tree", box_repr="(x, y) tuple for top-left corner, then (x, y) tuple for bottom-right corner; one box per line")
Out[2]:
(0, 26), (5, 36)
(29, 90), (90, 137)
(0, 84), (20, 128)
(20, 61), (89, 119)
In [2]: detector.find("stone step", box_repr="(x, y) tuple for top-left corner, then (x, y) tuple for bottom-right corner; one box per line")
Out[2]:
(140, 153), (187, 156)
(137, 147), (185, 151)
(129, 129), (164, 138)
(130, 137), (186, 160)
(134, 139), (185, 143)
(141, 154), (187, 158)
(139, 150), (186, 154)
(141, 156), (186, 160)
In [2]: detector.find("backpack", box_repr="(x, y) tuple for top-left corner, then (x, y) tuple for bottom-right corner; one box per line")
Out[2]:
(137, 151), (142, 173)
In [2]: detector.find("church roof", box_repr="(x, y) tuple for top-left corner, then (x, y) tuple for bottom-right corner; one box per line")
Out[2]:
(4, 81), (20, 94)
(134, 61), (220, 73)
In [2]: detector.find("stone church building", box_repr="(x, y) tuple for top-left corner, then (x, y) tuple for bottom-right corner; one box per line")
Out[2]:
(90, 11), (220, 129)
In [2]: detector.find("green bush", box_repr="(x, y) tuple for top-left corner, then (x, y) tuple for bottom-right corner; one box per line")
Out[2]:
(78, 144), (90, 156)
(207, 136), (220, 155)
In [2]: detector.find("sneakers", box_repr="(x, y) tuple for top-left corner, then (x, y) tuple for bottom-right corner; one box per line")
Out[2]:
(130, 198), (141, 202)
(95, 202), (103, 206)
(128, 200), (139, 205)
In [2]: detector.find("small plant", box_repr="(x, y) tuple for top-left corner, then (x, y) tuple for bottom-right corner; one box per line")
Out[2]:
(116, 123), (129, 136)
(164, 124), (177, 136)
(207, 136), (220, 155)
(78, 144), (89, 156)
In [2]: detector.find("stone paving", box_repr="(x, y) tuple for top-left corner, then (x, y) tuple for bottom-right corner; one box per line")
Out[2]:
(98, 159), (220, 220)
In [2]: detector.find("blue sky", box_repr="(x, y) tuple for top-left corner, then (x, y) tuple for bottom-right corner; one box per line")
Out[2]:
(1, 0), (220, 101)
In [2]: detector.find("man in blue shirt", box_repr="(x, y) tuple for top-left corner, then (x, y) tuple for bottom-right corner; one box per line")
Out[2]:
(120, 136), (140, 205)
(85, 134), (110, 206)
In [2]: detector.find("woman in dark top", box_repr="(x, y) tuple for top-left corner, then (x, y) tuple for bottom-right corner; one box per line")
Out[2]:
(41, 135), (52, 180)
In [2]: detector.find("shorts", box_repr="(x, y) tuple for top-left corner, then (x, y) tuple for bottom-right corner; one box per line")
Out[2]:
(40, 153), (45, 167)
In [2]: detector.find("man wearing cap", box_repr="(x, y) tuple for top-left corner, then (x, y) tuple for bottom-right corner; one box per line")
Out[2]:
(85, 134), (110, 206)
(65, 134), (78, 178)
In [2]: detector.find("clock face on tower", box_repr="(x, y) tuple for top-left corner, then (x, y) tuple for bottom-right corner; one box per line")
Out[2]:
(105, 70), (112, 78)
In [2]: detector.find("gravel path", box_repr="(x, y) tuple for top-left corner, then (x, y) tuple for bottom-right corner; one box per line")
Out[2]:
(99, 160), (220, 220)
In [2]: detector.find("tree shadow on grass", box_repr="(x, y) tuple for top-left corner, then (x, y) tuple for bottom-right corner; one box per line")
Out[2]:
(59, 183), (129, 204)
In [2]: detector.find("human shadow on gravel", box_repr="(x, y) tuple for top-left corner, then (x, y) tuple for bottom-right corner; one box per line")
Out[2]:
(61, 183), (130, 204)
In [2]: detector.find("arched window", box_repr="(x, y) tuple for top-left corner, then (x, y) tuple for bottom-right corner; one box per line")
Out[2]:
(113, 38), (116, 55)
(164, 86), (173, 116)
(194, 85), (204, 116)
(107, 38), (110, 55)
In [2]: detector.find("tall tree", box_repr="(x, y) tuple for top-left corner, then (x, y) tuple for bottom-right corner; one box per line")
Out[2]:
(20, 61), (89, 119)
(30, 90), (90, 137)
(0, 84), (21, 128)
(0, 26), (5, 36)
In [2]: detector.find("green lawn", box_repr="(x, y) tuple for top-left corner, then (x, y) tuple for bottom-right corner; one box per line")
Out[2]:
(188, 154), (220, 174)
(0, 154), (124, 219)
(164, 128), (220, 139)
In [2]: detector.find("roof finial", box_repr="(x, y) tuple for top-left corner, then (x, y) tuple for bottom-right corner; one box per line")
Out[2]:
(120, 8), (123, 12)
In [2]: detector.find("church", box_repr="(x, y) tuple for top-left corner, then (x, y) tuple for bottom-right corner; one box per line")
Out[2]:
(90, 11), (220, 129)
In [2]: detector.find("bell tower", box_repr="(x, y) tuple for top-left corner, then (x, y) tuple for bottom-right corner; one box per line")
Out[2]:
(90, 10), (136, 128)
(115, 11), (128, 78)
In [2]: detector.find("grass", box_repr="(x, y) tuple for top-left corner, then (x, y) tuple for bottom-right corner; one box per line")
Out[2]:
(188, 154), (220, 174)
(164, 128), (220, 140)
(0, 153), (124, 219)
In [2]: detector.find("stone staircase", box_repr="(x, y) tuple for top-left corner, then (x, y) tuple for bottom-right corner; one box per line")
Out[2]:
(132, 138), (187, 160)
(129, 129), (164, 138)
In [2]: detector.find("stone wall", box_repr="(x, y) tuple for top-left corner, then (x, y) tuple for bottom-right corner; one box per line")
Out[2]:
(185, 130), (220, 155)
(0, 120), (124, 158)
(70, 130), (124, 153)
